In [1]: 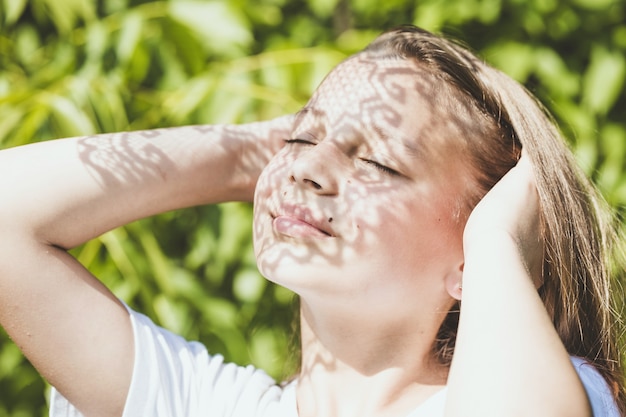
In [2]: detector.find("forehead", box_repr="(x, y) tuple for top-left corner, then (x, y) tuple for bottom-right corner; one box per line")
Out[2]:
(305, 55), (440, 120)
(296, 55), (470, 159)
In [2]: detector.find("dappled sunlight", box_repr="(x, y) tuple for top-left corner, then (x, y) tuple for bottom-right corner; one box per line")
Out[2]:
(248, 56), (472, 388)
(77, 131), (176, 186)
(2, 0), (625, 414)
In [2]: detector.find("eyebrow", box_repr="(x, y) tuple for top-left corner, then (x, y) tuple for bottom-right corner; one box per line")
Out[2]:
(294, 106), (424, 159)
(372, 123), (423, 159)
(294, 106), (326, 124)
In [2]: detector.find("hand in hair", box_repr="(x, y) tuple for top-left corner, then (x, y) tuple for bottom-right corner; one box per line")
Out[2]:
(463, 151), (543, 288)
(448, 150), (590, 417)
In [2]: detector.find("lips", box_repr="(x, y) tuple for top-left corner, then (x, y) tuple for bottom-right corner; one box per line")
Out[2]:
(272, 204), (335, 238)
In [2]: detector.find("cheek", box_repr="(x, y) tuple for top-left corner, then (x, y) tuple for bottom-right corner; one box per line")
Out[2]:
(253, 155), (288, 255)
(350, 189), (462, 269)
(254, 151), (291, 202)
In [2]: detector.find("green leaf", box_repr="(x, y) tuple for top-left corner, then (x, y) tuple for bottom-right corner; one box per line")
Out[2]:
(82, 21), (108, 70)
(14, 25), (41, 69)
(168, 1), (252, 57)
(47, 94), (96, 137)
(413, 2), (446, 31)
(483, 41), (534, 82)
(307, 0), (341, 18)
(0, 105), (25, 146)
(597, 123), (626, 201)
(85, 78), (129, 132)
(0, 342), (23, 378)
(163, 74), (216, 123)
(11, 102), (50, 144)
(582, 45), (626, 116)
(533, 47), (579, 98)
(249, 327), (289, 378)
(233, 269), (266, 303)
(116, 11), (144, 66)
(33, 0), (96, 34)
(154, 295), (189, 334)
(571, 0), (616, 10)
(3, 0), (28, 26)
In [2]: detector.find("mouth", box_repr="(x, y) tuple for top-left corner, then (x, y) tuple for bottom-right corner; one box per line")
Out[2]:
(271, 204), (335, 238)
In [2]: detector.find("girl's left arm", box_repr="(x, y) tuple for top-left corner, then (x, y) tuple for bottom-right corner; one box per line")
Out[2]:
(444, 154), (591, 417)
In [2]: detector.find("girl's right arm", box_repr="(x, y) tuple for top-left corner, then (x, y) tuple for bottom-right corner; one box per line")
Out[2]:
(445, 154), (591, 417)
(0, 117), (291, 417)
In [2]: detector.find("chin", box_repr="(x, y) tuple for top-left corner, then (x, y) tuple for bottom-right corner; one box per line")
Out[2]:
(255, 249), (334, 295)
(256, 250), (305, 284)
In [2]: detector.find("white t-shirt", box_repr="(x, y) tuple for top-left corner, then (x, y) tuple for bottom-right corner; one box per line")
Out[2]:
(49, 306), (618, 417)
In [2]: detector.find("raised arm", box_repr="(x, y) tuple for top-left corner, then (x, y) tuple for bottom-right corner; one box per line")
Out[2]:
(0, 117), (291, 417)
(445, 154), (591, 417)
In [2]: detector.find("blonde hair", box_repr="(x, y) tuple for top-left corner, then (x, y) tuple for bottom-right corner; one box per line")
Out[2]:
(363, 25), (626, 413)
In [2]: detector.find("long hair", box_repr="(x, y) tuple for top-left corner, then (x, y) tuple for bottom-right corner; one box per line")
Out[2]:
(363, 25), (626, 414)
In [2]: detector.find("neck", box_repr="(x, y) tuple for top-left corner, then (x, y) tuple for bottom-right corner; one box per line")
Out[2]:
(295, 298), (449, 417)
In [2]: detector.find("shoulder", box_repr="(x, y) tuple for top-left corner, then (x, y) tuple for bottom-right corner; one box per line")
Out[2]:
(570, 356), (620, 417)
(52, 304), (296, 417)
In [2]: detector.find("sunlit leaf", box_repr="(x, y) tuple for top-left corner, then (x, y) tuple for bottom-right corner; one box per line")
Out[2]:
(247, 3), (283, 26)
(47, 94), (96, 136)
(533, 47), (579, 98)
(483, 41), (534, 82)
(82, 21), (108, 71)
(233, 269), (266, 303)
(116, 11), (144, 66)
(85, 79), (129, 132)
(597, 124), (626, 202)
(249, 327), (289, 378)
(571, 0), (616, 10)
(0, 105), (25, 146)
(163, 74), (216, 123)
(168, 1), (252, 56)
(2, 0), (28, 25)
(306, 0), (341, 18)
(201, 297), (240, 328)
(582, 45), (626, 116)
(413, 1), (446, 31)
(14, 25), (41, 69)
(10, 103), (50, 145)
(0, 342), (23, 377)
(32, 0), (96, 34)
(154, 295), (190, 334)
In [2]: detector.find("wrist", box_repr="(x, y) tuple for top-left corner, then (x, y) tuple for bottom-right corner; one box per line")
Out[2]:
(228, 115), (293, 202)
(463, 230), (542, 288)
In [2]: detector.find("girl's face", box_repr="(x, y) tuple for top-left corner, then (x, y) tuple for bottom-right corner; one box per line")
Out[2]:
(253, 56), (470, 315)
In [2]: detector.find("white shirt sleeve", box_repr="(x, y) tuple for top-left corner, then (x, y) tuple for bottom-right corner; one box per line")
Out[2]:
(50, 304), (296, 417)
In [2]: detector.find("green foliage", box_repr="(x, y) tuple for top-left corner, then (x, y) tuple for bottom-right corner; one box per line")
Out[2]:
(1, 0), (625, 415)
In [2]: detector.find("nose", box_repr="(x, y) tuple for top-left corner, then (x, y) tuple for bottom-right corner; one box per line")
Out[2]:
(289, 143), (341, 195)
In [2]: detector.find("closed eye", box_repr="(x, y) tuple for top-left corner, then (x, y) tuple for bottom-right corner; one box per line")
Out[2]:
(362, 159), (400, 176)
(284, 138), (316, 146)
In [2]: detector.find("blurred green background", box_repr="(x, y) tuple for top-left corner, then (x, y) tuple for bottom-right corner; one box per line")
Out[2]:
(0, 0), (625, 415)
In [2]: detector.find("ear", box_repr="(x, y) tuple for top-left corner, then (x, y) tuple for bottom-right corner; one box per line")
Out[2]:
(445, 263), (464, 301)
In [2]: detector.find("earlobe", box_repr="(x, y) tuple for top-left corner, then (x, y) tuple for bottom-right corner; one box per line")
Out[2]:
(445, 263), (464, 301)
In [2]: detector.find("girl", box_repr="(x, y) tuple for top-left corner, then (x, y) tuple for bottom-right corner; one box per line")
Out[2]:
(0, 26), (623, 417)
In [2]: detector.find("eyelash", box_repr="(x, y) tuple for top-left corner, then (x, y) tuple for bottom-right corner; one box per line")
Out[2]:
(285, 138), (399, 176)
(362, 159), (400, 176)
(284, 138), (315, 145)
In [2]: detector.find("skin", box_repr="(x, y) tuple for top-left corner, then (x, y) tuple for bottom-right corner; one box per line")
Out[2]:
(447, 151), (590, 417)
(0, 54), (591, 417)
(254, 56), (590, 417)
(0, 120), (290, 417)
(254, 56), (467, 416)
